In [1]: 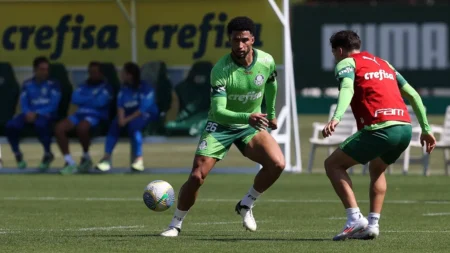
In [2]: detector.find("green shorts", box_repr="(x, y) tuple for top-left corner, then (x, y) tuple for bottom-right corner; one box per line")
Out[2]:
(195, 121), (260, 160)
(340, 124), (412, 165)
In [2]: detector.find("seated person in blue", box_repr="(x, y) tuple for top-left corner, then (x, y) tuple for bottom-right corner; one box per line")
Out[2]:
(96, 62), (159, 172)
(55, 62), (113, 175)
(6, 56), (61, 171)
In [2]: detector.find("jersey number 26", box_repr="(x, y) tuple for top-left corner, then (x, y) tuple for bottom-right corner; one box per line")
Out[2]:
(205, 122), (218, 132)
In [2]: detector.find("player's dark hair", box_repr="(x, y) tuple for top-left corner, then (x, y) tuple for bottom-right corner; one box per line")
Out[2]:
(33, 56), (49, 70)
(329, 30), (361, 51)
(88, 61), (102, 71)
(227, 16), (255, 36)
(123, 62), (141, 88)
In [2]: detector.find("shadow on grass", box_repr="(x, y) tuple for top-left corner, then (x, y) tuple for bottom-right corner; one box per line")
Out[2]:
(69, 234), (330, 242)
(196, 238), (330, 242)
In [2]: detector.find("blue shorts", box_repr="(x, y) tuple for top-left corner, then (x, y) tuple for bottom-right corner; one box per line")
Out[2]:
(68, 113), (101, 127)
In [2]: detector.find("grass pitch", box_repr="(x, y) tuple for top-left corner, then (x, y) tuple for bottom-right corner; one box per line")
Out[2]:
(0, 174), (449, 253)
(0, 114), (449, 252)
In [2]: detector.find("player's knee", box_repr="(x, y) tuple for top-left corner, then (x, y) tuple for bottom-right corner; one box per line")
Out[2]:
(273, 157), (285, 172)
(76, 121), (90, 135)
(55, 121), (69, 136)
(188, 171), (205, 187)
(370, 179), (387, 195)
(324, 157), (333, 173)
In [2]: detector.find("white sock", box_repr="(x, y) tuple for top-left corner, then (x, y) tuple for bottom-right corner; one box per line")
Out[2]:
(83, 152), (90, 159)
(368, 212), (380, 226)
(64, 154), (76, 166)
(241, 187), (262, 207)
(169, 208), (188, 229)
(346, 207), (362, 222)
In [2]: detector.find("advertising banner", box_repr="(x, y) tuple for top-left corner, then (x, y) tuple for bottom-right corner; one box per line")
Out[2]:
(292, 5), (450, 88)
(0, 1), (282, 66)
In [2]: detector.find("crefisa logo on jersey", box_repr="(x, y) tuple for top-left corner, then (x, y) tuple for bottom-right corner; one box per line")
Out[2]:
(254, 74), (264, 86)
(364, 69), (395, 81)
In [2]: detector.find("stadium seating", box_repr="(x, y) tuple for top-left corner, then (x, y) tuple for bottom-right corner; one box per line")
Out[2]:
(165, 61), (213, 136)
(141, 61), (173, 135)
(0, 61), (203, 168)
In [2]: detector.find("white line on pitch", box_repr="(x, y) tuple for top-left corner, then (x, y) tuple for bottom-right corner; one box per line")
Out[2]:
(76, 225), (143, 231)
(327, 217), (347, 220)
(424, 201), (450, 204)
(192, 221), (269, 225)
(422, 212), (450, 216)
(2, 225), (143, 233)
(384, 230), (450, 233)
(2, 196), (450, 205)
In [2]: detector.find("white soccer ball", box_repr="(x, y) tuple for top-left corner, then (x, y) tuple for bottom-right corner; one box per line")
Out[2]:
(143, 180), (175, 212)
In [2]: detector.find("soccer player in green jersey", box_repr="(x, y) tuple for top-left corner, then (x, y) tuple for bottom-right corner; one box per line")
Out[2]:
(322, 30), (437, 240)
(160, 16), (285, 237)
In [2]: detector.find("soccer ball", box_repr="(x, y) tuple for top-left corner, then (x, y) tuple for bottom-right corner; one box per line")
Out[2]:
(143, 180), (175, 212)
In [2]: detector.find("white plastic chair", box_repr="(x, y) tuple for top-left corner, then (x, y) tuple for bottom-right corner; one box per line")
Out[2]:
(424, 105), (450, 176)
(307, 104), (357, 173)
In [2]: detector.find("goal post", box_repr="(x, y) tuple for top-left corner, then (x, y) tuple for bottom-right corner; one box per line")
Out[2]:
(265, 0), (302, 173)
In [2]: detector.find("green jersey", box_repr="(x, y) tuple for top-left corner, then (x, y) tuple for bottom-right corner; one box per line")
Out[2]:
(208, 49), (278, 128)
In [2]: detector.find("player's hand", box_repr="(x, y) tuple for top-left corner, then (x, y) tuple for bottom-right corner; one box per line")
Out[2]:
(249, 113), (268, 131)
(25, 112), (36, 123)
(322, 119), (339, 138)
(420, 133), (436, 154)
(268, 118), (278, 130)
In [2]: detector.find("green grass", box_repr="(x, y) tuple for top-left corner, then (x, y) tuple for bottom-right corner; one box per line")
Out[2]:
(0, 114), (447, 175)
(0, 174), (449, 252)
(0, 114), (449, 252)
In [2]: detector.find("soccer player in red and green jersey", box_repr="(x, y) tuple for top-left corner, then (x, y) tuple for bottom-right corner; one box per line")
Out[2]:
(323, 30), (436, 240)
(160, 16), (285, 237)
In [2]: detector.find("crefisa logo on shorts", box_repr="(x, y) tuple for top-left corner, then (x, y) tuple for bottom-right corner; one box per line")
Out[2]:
(198, 140), (208, 150)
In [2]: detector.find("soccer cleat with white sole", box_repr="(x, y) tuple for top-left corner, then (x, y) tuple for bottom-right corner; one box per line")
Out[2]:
(95, 160), (111, 172)
(159, 227), (180, 237)
(235, 201), (257, 232)
(333, 216), (368, 241)
(349, 225), (379, 240)
(131, 159), (144, 172)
